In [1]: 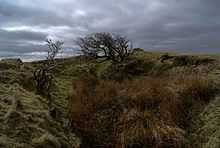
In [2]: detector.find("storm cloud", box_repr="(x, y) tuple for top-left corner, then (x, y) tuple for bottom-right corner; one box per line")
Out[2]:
(0, 0), (220, 60)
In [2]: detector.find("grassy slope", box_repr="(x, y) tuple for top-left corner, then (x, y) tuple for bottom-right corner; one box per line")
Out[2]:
(190, 65), (220, 148)
(0, 52), (220, 147)
(0, 60), (80, 148)
(63, 52), (220, 147)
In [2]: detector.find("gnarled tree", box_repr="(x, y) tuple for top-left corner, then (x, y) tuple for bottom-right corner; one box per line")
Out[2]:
(33, 39), (63, 105)
(76, 32), (133, 62)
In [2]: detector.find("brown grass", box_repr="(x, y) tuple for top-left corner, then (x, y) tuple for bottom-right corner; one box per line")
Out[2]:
(68, 71), (216, 148)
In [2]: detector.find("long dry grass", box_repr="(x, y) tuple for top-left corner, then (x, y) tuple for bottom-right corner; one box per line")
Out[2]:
(68, 71), (215, 148)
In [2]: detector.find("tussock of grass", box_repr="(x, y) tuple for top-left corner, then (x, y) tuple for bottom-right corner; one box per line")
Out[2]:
(192, 97), (220, 148)
(32, 132), (61, 148)
(117, 109), (186, 148)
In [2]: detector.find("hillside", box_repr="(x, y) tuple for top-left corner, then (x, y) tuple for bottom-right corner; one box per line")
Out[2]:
(0, 51), (220, 147)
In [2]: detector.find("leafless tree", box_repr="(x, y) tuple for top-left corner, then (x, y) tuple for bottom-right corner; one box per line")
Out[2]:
(46, 39), (64, 66)
(76, 32), (133, 62)
(33, 39), (63, 105)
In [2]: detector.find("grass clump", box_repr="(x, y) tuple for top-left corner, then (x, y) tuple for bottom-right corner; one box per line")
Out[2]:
(191, 97), (220, 148)
(32, 132), (61, 148)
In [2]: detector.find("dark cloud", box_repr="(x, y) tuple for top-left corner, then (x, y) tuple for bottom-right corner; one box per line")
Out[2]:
(0, 1), (73, 27)
(0, 0), (220, 60)
(0, 29), (46, 41)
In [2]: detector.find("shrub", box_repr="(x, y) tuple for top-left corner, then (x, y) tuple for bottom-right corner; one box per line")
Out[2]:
(159, 53), (173, 63)
(76, 32), (133, 62)
(101, 58), (155, 80)
(173, 56), (215, 66)
(133, 48), (145, 53)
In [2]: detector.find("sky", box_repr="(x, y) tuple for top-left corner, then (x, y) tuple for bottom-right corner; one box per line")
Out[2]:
(0, 0), (220, 61)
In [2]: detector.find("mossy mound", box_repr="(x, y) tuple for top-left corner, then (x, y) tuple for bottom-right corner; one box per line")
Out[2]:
(0, 84), (80, 148)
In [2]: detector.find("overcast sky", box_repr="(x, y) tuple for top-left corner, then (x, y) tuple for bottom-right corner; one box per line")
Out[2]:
(0, 0), (220, 60)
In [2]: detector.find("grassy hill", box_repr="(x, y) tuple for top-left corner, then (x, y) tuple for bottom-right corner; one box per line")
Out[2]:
(0, 50), (220, 147)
